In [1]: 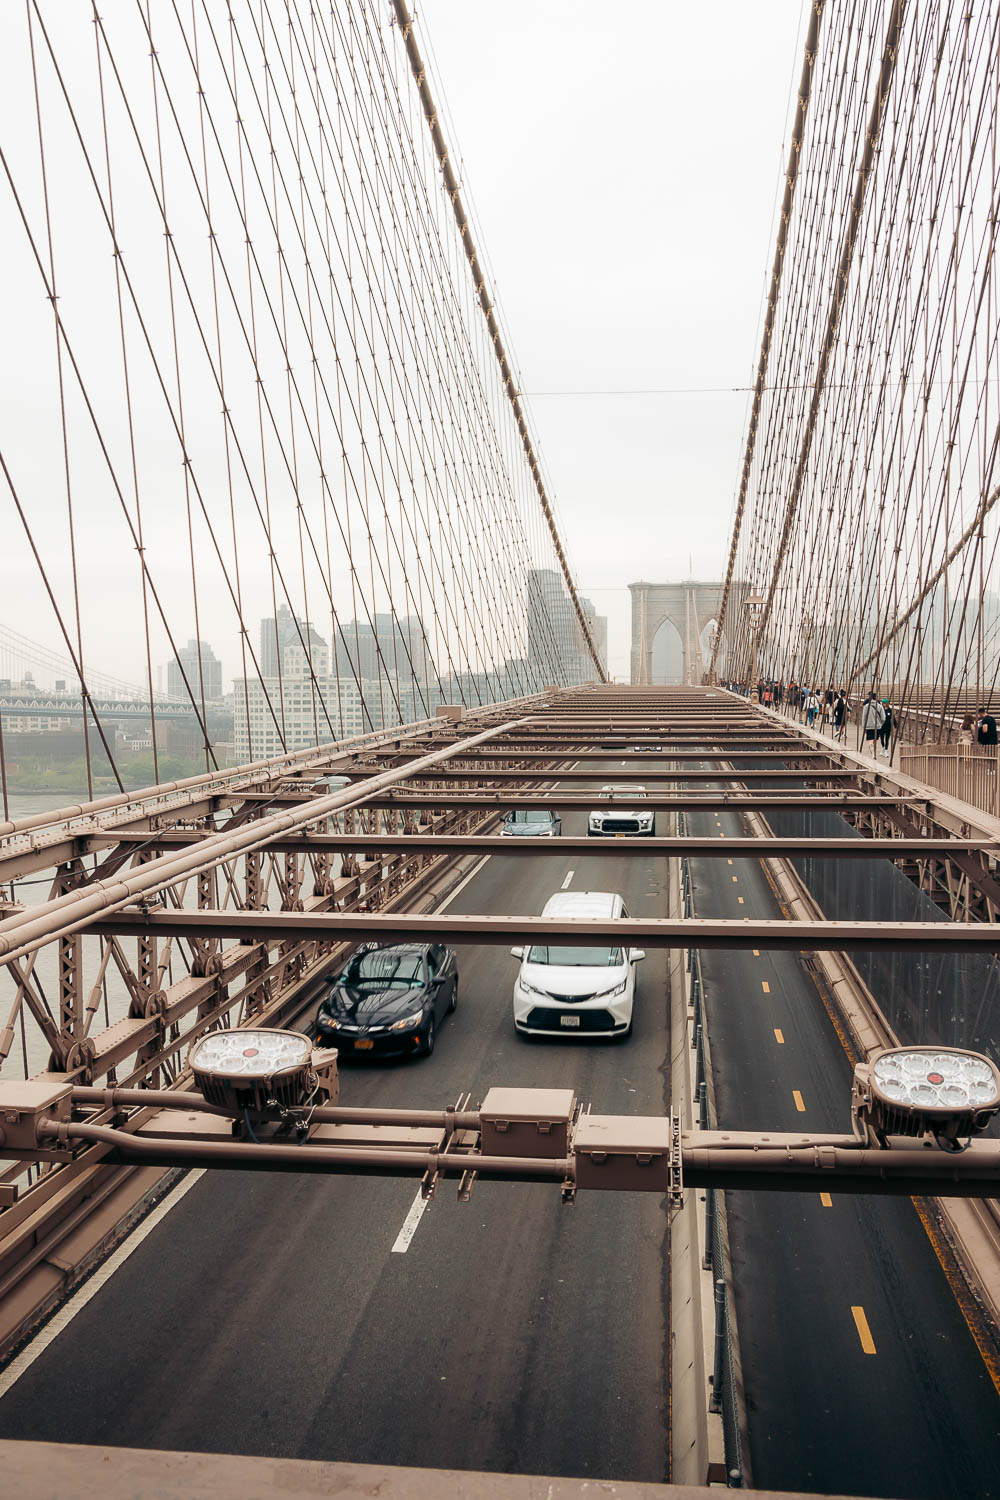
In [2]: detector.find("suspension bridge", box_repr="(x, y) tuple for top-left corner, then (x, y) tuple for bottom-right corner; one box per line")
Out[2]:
(3, 4), (1000, 1498)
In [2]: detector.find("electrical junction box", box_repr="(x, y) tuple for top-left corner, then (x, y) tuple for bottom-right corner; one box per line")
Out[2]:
(436, 704), (464, 720)
(573, 1113), (675, 1192)
(479, 1087), (576, 1159)
(0, 1080), (73, 1151)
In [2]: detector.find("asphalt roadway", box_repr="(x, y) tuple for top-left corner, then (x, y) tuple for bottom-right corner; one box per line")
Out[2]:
(0, 761), (673, 1484)
(690, 782), (1000, 1498)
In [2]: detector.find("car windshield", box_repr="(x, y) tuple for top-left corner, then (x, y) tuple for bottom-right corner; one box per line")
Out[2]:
(526, 945), (622, 967)
(507, 810), (552, 823)
(341, 950), (424, 987)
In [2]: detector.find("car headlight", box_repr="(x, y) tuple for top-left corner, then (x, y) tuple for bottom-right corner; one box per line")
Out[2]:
(638, 812), (653, 824)
(389, 1009), (425, 1031)
(518, 978), (550, 998)
(594, 977), (628, 998)
(316, 1012), (339, 1030)
(589, 813), (602, 826)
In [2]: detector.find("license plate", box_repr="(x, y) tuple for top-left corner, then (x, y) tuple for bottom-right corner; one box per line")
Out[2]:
(615, 833), (627, 838)
(560, 1014), (581, 1028)
(354, 1038), (374, 1050)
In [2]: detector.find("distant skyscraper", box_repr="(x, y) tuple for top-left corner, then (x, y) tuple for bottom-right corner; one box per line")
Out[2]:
(167, 639), (223, 701)
(526, 570), (601, 684)
(578, 597), (608, 676)
(332, 613), (436, 688)
(260, 605), (327, 677)
(231, 607), (440, 761)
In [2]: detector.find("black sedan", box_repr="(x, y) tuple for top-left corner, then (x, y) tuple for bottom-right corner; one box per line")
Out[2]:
(314, 943), (458, 1059)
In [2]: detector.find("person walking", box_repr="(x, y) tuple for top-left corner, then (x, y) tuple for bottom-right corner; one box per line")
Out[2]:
(958, 713), (975, 746)
(979, 708), (998, 747)
(821, 689), (833, 730)
(878, 699), (893, 759)
(833, 690), (847, 742)
(805, 689), (820, 727)
(861, 693), (885, 755)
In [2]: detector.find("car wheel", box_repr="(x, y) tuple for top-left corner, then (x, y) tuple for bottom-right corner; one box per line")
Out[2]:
(448, 977), (458, 1013)
(419, 1017), (436, 1056)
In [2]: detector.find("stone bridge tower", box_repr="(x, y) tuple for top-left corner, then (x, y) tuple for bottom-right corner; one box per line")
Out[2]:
(629, 580), (724, 685)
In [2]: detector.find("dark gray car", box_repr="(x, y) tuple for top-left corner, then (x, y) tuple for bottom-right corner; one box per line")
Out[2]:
(500, 809), (562, 837)
(315, 943), (458, 1058)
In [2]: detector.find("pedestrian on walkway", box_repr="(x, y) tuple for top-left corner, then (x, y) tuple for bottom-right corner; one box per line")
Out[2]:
(861, 693), (885, 754)
(959, 713), (975, 746)
(821, 689), (833, 729)
(805, 689), (820, 727)
(979, 709), (998, 747)
(878, 699), (893, 759)
(833, 690), (847, 742)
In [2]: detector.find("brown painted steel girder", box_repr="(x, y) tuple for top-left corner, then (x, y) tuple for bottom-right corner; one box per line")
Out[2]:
(366, 749), (836, 761)
(301, 793), (921, 811)
(89, 832), (998, 858)
(341, 767), (864, 782)
(92, 910), (1000, 952)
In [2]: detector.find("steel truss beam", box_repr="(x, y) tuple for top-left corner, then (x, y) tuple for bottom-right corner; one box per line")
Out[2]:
(82, 833), (1000, 859)
(92, 910), (1000, 954)
(341, 768), (865, 782)
(21, 1091), (1000, 1201)
(298, 794), (922, 811)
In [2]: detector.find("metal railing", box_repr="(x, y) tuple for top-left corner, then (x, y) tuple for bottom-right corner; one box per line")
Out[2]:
(679, 837), (744, 1487)
(898, 743), (1000, 818)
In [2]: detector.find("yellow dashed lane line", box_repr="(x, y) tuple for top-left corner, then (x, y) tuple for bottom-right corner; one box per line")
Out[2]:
(851, 1305), (877, 1355)
(792, 1089), (806, 1112)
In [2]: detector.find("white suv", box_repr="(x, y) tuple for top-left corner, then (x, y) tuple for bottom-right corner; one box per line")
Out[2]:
(588, 785), (655, 837)
(511, 890), (644, 1038)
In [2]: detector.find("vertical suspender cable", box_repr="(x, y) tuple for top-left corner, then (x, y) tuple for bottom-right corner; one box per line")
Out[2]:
(710, 0), (826, 674)
(742, 0), (907, 669)
(390, 0), (606, 682)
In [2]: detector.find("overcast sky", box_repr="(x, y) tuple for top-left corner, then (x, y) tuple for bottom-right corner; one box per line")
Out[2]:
(1, 2), (806, 695)
(417, 0), (806, 677)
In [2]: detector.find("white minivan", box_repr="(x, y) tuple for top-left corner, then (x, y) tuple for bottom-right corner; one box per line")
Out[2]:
(510, 890), (644, 1039)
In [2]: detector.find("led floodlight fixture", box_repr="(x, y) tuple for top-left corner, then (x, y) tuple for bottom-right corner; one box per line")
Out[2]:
(852, 1045), (1000, 1150)
(189, 1029), (317, 1117)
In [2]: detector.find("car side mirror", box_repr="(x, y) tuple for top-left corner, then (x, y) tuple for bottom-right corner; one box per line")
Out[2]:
(631, 949), (646, 963)
(510, 946), (524, 960)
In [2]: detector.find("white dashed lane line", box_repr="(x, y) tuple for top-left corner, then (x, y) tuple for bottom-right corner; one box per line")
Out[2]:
(392, 1189), (430, 1254)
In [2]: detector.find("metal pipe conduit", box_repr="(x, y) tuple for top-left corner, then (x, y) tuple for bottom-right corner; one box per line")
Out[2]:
(40, 1122), (567, 1182)
(33, 1120), (1000, 1198)
(70, 1088), (482, 1132)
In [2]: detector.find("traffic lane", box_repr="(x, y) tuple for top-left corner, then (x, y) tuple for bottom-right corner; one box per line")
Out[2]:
(0, 822), (671, 1481)
(692, 805), (1000, 1499)
(296, 1177), (666, 1480)
(288, 827), (670, 1479)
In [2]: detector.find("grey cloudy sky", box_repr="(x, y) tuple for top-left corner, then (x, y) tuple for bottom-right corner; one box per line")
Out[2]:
(0, 2), (805, 696)
(417, 0), (807, 677)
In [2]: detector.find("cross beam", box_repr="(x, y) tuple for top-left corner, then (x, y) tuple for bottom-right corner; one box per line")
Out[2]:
(90, 910), (1000, 953)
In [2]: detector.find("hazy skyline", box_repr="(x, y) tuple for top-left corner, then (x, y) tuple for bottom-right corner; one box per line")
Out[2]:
(0, 3), (805, 691)
(417, 1), (806, 676)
